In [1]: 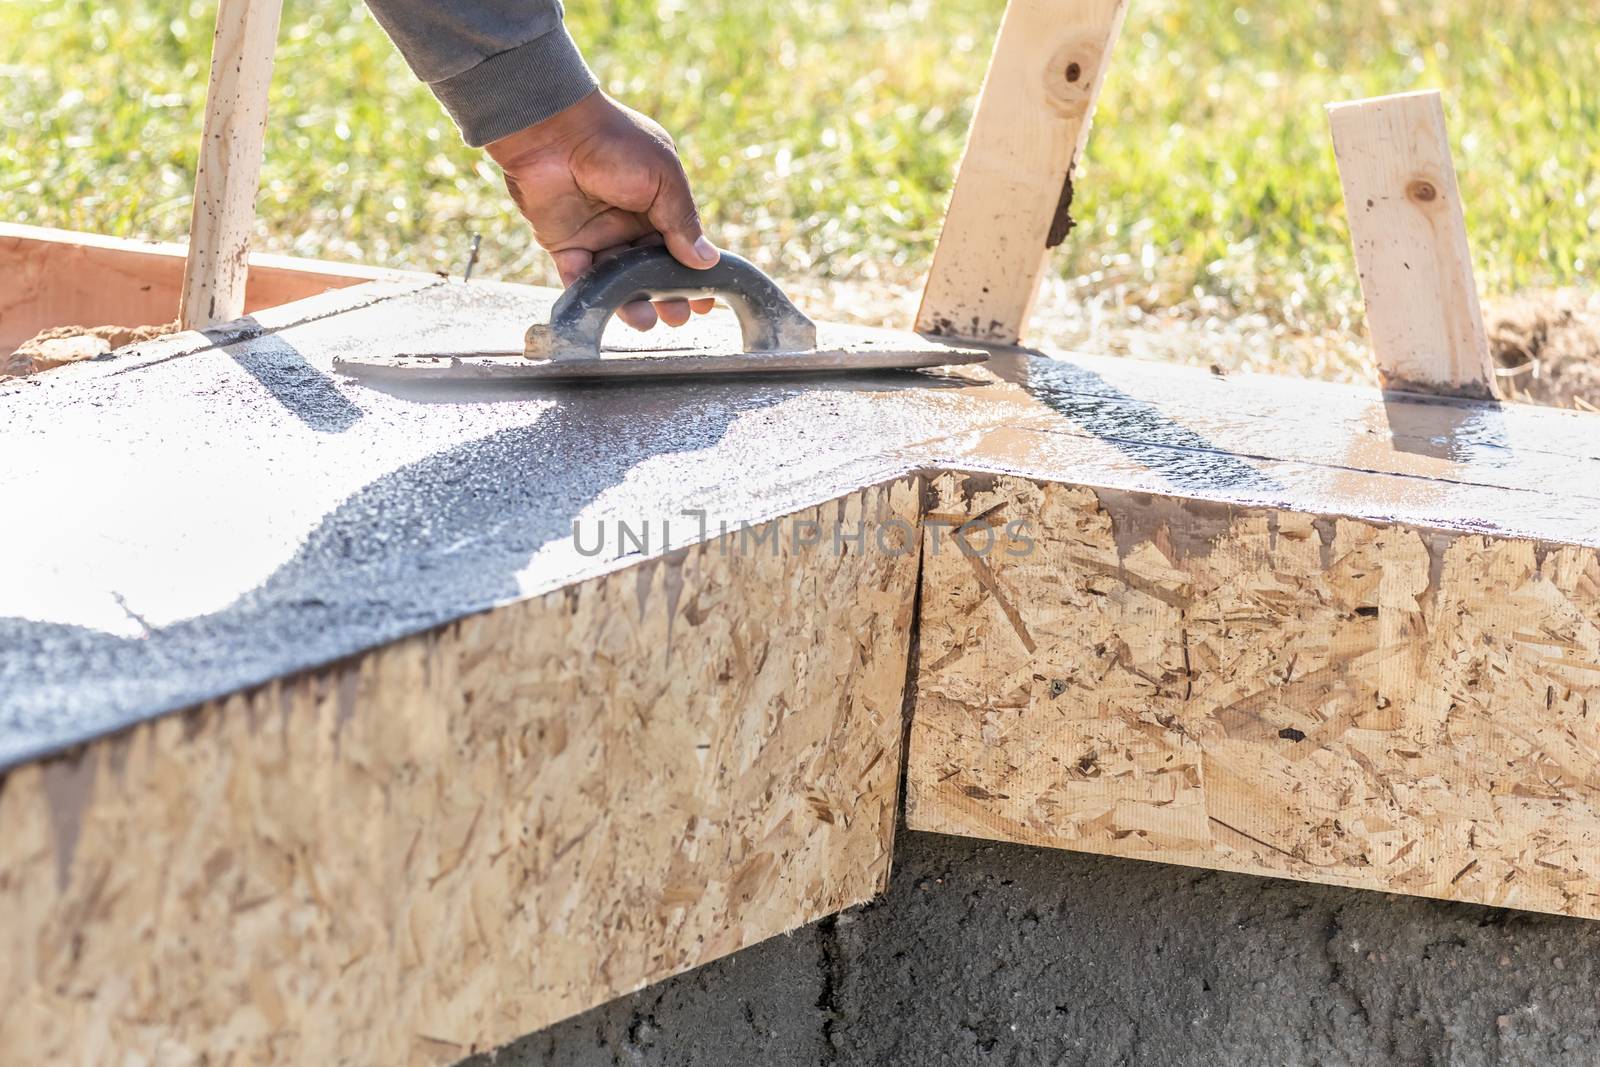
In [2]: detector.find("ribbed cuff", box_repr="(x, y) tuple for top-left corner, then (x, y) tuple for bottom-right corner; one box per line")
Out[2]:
(430, 23), (599, 148)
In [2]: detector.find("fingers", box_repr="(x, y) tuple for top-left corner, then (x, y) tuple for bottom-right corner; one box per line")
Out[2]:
(550, 248), (595, 288)
(645, 161), (720, 271)
(553, 244), (653, 330)
(552, 239), (714, 332)
(557, 206), (657, 263)
(654, 299), (692, 327)
(618, 300), (657, 331)
(500, 93), (722, 337)
(613, 237), (714, 324)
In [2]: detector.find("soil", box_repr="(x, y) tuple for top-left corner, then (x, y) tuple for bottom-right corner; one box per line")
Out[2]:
(3, 320), (180, 378)
(791, 277), (1600, 412)
(1485, 289), (1600, 411)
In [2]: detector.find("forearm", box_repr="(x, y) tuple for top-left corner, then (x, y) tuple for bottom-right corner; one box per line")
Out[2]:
(362, 0), (598, 146)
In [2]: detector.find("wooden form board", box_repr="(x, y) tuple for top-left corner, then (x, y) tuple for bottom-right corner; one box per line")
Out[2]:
(0, 483), (919, 1065)
(1329, 91), (1497, 398)
(179, 0), (286, 329)
(908, 470), (1600, 919)
(5, 273), (1600, 1061)
(0, 223), (412, 352)
(915, 0), (1129, 344)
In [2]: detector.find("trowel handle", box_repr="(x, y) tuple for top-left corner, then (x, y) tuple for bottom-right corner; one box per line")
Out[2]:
(526, 245), (818, 360)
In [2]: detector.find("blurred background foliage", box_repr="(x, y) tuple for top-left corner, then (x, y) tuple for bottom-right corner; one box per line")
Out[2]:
(2, 0), (1597, 337)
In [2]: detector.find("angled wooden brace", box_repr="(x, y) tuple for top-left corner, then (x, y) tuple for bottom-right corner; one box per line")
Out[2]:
(916, 0), (1130, 346)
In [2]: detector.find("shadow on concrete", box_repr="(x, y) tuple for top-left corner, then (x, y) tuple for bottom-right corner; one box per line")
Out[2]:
(0, 347), (985, 768)
(229, 332), (366, 434)
(990, 350), (1286, 497)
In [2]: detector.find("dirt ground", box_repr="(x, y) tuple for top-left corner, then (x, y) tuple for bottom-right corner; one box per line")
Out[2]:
(786, 279), (1600, 412)
(489, 829), (1600, 1067)
(1485, 289), (1600, 410)
(2, 320), (178, 378)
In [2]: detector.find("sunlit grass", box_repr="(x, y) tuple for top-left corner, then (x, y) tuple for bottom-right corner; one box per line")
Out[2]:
(3, 0), (1596, 335)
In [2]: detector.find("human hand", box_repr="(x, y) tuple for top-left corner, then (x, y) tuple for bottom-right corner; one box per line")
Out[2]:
(485, 91), (718, 331)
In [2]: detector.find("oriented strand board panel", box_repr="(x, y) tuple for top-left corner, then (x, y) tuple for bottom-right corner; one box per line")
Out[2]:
(7, 273), (1600, 1062)
(0, 483), (919, 1065)
(0, 276), (1010, 1063)
(908, 472), (1600, 919)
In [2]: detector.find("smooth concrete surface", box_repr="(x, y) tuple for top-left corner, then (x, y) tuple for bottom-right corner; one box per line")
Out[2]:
(477, 829), (1600, 1067)
(0, 281), (965, 766)
(6, 277), (1600, 768)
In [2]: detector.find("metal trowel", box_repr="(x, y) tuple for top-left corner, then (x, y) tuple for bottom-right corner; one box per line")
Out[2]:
(332, 245), (988, 382)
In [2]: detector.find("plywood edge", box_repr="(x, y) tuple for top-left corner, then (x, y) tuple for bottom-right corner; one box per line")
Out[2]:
(0, 478), (924, 1064)
(0, 222), (433, 351)
(1, 274), (443, 391)
(907, 469), (1600, 920)
(8, 308), (1600, 1064)
(0, 222), (427, 284)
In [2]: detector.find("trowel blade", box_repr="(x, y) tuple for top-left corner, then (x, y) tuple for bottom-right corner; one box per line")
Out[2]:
(334, 340), (988, 383)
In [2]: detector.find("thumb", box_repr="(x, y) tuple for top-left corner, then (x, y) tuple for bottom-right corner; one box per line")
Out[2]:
(647, 162), (719, 270)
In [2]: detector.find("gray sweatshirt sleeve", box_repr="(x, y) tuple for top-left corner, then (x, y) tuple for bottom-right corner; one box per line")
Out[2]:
(363, 0), (599, 147)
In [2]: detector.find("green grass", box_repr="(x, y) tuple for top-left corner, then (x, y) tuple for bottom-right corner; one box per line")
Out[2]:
(3, 0), (1597, 335)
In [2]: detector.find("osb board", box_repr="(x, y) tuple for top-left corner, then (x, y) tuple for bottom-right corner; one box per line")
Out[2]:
(907, 471), (1600, 919)
(0, 481), (920, 1066)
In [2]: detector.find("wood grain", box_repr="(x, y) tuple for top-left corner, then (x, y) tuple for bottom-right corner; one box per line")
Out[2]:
(0, 223), (411, 351)
(7, 265), (1600, 1064)
(1329, 91), (1497, 398)
(908, 472), (1600, 919)
(915, 0), (1130, 345)
(179, 0), (285, 330)
(0, 482), (920, 1065)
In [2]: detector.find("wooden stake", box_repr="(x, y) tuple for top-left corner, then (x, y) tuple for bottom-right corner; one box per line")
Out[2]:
(915, 0), (1129, 345)
(1328, 91), (1497, 398)
(179, 0), (285, 331)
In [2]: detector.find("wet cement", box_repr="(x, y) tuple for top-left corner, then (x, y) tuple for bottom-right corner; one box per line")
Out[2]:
(475, 829), (1600, 1067)
(0, 282), (965, 766)
(4, 278), (1599, 768)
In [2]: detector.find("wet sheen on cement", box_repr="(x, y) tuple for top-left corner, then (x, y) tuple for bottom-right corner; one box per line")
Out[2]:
(3, 279), (1598, 769)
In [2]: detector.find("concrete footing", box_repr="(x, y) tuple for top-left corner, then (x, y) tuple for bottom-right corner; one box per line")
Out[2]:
(490, 829), (1600, 1066)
